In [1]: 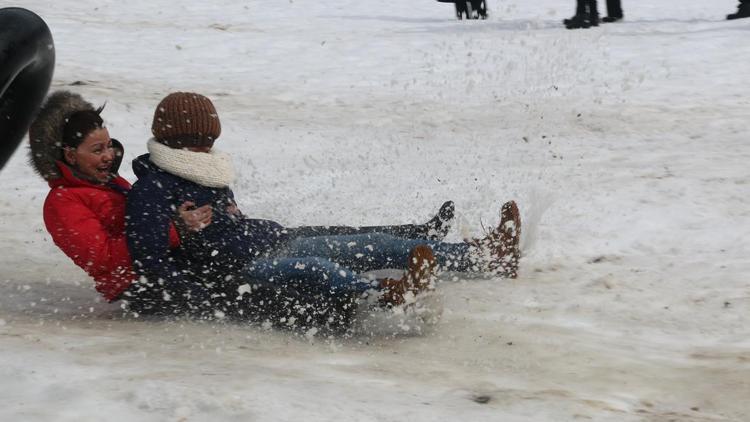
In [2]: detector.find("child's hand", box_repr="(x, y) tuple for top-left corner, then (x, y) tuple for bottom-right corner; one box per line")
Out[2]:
(178, 201), (213, 231)
(226, 203), (241, 216)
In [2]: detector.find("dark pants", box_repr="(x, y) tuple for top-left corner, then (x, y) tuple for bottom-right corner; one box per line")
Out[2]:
(286, 222), (434, 241)
(455, 0), (487, 19)
(119, 221), (446, 323)
(580, 0), (621, 18)
(575, 0), (598, 17)
(606, 0), (623, 18)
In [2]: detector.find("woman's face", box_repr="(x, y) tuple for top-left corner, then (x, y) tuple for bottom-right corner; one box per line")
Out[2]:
(63, 128), (115, 183)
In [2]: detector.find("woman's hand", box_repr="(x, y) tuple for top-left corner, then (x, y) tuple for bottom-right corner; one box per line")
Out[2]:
(178, 201), (212, 231)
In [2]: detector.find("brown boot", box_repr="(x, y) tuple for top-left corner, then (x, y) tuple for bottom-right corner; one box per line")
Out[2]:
(473, 200), (521, 278)
(380, 245), (437, 307)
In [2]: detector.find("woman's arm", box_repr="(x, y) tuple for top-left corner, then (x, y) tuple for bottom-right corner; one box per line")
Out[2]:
(43, 192), (133, 280)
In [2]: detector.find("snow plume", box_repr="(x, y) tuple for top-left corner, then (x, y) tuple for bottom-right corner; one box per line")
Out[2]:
(518, 186), (555, 254)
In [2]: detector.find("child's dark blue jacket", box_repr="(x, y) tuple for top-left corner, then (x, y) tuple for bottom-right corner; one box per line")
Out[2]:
(125, 154), (289, 290)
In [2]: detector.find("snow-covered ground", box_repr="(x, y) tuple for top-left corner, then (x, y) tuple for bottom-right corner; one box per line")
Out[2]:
(1, 0), (749, 420)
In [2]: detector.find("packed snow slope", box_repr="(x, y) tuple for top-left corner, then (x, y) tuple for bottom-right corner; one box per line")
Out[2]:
(1, 0), (748, 421)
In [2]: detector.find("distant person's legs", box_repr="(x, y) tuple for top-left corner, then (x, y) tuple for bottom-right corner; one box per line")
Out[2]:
(455, 0), (468, 19)
(471, 0), (487, 19)
(455, 0), (484, 20)
(565, 0), (598, 29)
(602, 0), (623, 22)
(563, 0), (587, 25)
(589, 0), (599, 25)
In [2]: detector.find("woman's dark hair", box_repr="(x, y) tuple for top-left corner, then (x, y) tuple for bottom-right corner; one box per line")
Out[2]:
(62, 105), (105, 148)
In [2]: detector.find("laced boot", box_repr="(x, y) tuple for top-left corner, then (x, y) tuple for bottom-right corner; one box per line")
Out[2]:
(380, 245), (437, 307)
(472, 200), (521, 278)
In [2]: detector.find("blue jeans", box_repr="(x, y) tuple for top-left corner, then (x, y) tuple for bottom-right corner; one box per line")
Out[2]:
(241, 233), (473, 297)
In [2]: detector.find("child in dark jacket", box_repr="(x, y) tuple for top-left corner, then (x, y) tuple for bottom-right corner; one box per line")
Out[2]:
(124, 92), (521, 328)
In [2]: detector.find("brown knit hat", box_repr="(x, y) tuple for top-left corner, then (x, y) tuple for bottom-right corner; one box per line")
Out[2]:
(151, 92), (221, 148)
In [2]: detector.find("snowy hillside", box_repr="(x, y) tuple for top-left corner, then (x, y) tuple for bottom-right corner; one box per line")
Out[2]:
(1, 0), (748, 421)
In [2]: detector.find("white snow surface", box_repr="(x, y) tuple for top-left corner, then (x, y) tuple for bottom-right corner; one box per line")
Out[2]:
(2, 0), (749, 420)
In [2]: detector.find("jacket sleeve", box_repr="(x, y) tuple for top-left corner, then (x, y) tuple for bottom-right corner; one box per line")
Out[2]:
(125, 176), (196, 291)
(43, 190), (133, 281)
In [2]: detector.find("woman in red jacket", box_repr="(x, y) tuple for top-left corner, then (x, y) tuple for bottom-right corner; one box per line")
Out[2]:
(29, 91), (199, 302)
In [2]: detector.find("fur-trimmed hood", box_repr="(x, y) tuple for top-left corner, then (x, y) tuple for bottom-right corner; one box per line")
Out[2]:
(28, 91), (96, 181)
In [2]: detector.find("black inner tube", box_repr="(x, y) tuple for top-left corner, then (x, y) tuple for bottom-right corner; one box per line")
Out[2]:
(0, 8), (55, 172)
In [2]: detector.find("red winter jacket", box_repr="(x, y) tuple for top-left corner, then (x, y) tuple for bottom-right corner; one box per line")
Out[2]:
(43, 162), (180, 302)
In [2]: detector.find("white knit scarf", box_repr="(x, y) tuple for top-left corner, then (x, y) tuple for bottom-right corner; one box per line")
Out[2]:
(147, 138), (235, 188)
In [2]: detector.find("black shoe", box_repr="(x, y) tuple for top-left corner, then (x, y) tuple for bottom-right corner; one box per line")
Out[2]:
(602, 15), (622, 23)
(563, 15), (581, 25)
(425, 201), (455, 241)
(727, 6), (750, 20)
(565, 15), (592, 29)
